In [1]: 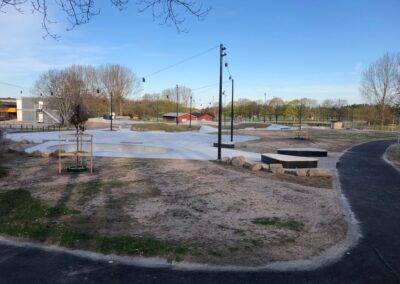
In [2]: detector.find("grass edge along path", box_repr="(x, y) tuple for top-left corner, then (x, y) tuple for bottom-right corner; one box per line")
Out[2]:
(0, 189), (187, 261)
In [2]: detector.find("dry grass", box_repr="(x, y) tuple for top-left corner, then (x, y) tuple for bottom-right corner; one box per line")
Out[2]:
(0, 150), (346, 265)
(131, 123), (201, 132)
(386, 144), (400, 165)
(235, 128), (397, 153)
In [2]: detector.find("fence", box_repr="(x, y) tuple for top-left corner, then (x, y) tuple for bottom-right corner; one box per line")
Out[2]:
(0, 124), (70, 133)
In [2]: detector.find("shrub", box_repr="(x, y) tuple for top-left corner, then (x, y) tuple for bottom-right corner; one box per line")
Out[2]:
(0, 129), (6, 177)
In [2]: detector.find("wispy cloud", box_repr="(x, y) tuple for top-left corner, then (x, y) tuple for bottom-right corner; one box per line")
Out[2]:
(0, 8), (109, 95)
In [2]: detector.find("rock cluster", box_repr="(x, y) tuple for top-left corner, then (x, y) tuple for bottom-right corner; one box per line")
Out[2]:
(220, 156), (331, 177)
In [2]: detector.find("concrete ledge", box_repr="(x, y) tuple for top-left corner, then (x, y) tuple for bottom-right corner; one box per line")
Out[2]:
(261, 153), (318, 169)
(213, 142), (235, 149)
(277, 147), (328, 157)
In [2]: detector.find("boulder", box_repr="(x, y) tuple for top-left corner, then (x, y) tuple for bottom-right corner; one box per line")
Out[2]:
(269, 163), (284, 174)
(232, 157), (245, 168)
(308, 168), (331, 177)
(296, 169), (308, 177)
(7, 144), (24, 154)
(29, 150), (50, 158)
(251, 163), (263, 171)
(232, 155), (246, 161)
(41, 152), (51, 158)
(261, 163), (270, 171)
(20, 139), (31, 144)
(243, 160), (254, 169)
(221, 156), (231, 164)
(51, 149), (66, 158)
(29, 150), (42, 157)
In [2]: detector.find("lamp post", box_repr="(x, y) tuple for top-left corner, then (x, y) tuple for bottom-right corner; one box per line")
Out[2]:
(229, 76), (234, 142)
(189, 95), (192, 128)
(218, 43), (227, 160)
(156, 97), (159, 122)
(176, 84), (179, 125)
(223, 91), (226, 127)
(97, 89), (113, 131)
(264, 92), (267, 123)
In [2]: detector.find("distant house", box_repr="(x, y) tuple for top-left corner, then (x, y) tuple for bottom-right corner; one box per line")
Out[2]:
(192, 112), (214, 121)
(0, 98), (17, 121)
(17, 97), (61, 124)
(162, 112), (196, 123)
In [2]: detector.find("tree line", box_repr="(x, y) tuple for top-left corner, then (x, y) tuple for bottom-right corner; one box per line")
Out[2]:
(33, 52), (400, 128)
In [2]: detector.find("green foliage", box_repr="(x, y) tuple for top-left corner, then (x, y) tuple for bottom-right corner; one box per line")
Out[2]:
(131, 123), (200, 132)
(252, 217), (304, 232)
(0, 189), (186, 261)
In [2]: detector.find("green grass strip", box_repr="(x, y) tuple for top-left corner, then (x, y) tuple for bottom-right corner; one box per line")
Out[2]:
(252, 217), (304, 231)
(0, 189), (186, 260)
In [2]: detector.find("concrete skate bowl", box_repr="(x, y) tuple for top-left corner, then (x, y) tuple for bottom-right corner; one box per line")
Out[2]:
(47, 143), (170, 157)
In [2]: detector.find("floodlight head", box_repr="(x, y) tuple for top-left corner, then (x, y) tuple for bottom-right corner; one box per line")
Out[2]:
(229, 76), (232, 80)
(142, 77), (146, 83)
(225, 62), (228, 67)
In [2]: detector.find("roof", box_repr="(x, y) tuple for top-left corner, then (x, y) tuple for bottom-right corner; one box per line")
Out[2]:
(192, 112), (214, 118)
(162, 112), (189, 118)
(0, 101), (16, 107)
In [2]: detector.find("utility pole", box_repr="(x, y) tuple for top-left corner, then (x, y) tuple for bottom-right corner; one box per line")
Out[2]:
(264, 93), (267, 123)
(230, 77), (234, 142)
(223, 91), (226, 127)
(189, 96), (192, 128)
(176, 85), (179, 125)
(218, 43), (226, 160)
(156, 97), (159, 122)
(110, 92), (113, 131)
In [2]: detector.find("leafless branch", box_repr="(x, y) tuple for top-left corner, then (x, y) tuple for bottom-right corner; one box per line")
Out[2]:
(1, 0), (209, 38)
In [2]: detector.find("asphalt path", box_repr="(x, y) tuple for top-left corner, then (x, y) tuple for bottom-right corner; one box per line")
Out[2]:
(0, 140), (399, 284)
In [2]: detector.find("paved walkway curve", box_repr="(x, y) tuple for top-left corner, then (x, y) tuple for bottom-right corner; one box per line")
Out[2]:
(0, 140), (399, 284)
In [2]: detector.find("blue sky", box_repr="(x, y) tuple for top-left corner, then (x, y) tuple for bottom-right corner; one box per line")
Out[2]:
(0, 0), (399, 107)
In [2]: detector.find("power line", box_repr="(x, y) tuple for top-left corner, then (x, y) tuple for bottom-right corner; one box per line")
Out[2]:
(193, 81), (229, 95)
(0, 81), (29, 90)
(142, 45), (219, 81)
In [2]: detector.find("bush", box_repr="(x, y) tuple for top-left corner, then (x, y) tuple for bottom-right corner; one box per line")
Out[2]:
(0, 129), (6, 177)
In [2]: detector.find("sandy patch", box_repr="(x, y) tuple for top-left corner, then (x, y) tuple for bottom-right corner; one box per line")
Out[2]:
(0, 150), (347, 266)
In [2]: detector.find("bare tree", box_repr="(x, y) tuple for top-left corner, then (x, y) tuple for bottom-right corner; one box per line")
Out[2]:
(0, 0), (209, 38)
(33, 67), (82, 125)
(99, 64), (141, 116)
(333, 99), (348, 121)
(360, 53), (400, 129)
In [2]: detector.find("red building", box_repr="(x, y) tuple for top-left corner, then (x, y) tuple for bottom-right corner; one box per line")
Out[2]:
(162, 112), (214, 122)
(162, 112), (196, 122)
(192, 112), (214, 121)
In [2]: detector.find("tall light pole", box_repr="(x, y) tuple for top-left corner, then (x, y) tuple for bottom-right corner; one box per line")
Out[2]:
(189, 95), (192, 128)
(110, 92), (113, 131)
(97, 89), (113, 131)
(156, 97), (159, 122)
(223, 91), (226, 127)
(229, 76), (234, 142)
(264, 92), (267, 123)
(218, 43), (227, 160)
(176, 84), (179, 125)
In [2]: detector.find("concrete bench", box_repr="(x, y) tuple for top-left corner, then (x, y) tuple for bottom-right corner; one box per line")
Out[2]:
(261, 153), (318, 169)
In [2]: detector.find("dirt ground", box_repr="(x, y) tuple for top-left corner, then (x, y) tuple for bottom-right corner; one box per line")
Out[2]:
(234, 128), (397, 153)
(0, 149), (346, 265)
